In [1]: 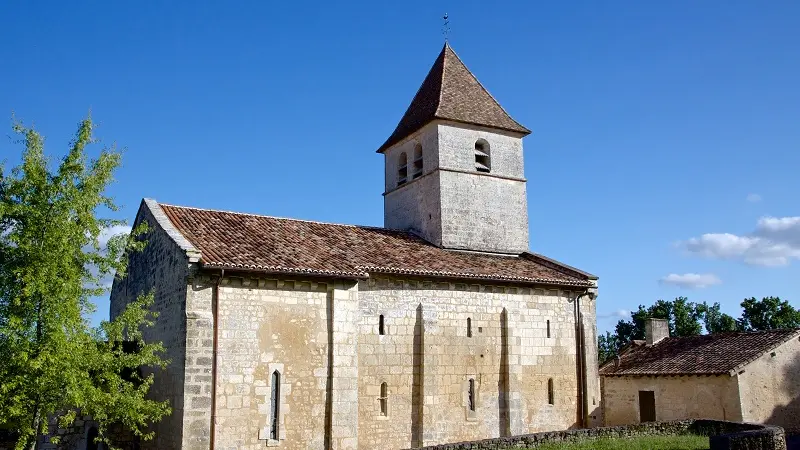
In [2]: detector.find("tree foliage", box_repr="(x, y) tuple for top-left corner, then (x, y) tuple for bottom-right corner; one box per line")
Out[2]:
(0, 117), (170, 450)
(599, 295), (800, 364)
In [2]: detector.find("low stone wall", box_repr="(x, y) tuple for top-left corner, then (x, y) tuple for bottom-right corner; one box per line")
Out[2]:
(408, 419), (786, 450)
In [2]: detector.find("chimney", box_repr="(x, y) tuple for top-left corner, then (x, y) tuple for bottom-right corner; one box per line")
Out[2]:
(645, 318), (669, 346)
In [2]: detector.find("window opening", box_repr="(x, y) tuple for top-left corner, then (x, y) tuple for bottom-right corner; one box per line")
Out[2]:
(474, 140), (490, 173)
(467, 317), (472, 338)
(547, 378), (554, 405)
(397, 152), (408, 186)
(379, 382), (388, 416)
(270, 370), (281, 440)
(412, 143), (423, 179)
(468, 378), (476, 411)
(379, 314), (385, 335)
(546, 320), (551, 338)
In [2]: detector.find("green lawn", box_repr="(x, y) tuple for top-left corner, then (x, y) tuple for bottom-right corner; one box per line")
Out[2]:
(528, 434), (709, 450)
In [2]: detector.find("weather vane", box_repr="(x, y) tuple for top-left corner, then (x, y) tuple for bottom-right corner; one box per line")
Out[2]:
(442, 13), (450, 42)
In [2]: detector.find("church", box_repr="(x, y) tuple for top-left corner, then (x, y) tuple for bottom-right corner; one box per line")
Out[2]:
(110, 43), (601, 450)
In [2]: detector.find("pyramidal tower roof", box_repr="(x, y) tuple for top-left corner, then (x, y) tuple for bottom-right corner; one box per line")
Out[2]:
(377, 42), (531, 153)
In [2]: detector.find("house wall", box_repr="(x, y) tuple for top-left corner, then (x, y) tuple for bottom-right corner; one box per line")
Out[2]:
(601, 375), (742, 426)
(109, 201), (191, 450)
(737, 333), (800, 433)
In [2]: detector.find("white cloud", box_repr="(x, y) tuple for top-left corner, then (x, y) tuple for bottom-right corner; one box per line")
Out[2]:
(681, 216), (800, 266)
(659, 273), (721, 289)
(746, 193), (762, 203)
(598, 309), (631, 320)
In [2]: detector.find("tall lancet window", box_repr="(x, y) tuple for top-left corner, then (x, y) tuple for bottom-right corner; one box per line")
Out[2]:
(474, 140), (490, 173)
(270, 370), (281, 440)
(468, 378), (476, 411)
(412, 143), (423, 179)
(397, 152), (408, 186)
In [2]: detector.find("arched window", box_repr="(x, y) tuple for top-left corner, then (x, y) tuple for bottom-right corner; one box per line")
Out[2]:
(546, 320), (551, 338)
(474, 140), (490, 173)
(397, 152), (408, 186)
(468, 378), (476, 411)
(270, 370), (281, 440)
(467, 317), (472, 338)
(547, 378), (554, 405)
(379, 314), (385, 335)
(412, 143), (423, 179)
(379, 382), (389, 416)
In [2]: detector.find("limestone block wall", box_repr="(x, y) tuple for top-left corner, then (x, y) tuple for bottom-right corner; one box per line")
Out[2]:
(736, 334), (800, 433)
(437, 171), (529, 254)
(357, 277), (586, 449)
(437, 123), (528, 254)
(436, 123), (525, 179)
(384, 172), (442, 244)
(601, 375), (743, 426)
(109, 201), (191, 450)
(212, 277), (359, 450)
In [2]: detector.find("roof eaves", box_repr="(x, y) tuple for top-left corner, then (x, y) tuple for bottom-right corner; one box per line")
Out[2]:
(201, 261), (369, 280)
(523, 252), (598, 281)
(360, 265), (594, 287)
(145, 199), (202, 262)
(727, 329), (800, 376)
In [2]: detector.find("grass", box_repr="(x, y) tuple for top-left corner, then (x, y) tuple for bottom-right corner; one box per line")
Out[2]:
(527, 434), (709, 450)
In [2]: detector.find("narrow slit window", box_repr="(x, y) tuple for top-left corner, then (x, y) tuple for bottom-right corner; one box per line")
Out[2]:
(468, 378), (476, 411)
(546, 320), (551, 338)
(379, 314), (385, 335)
(467, 317), (472, 338)
(412, 143), (423, 179)
(270, 370), (281, 440)
(379, 382), (388, 416)
(547, 378), (554, 405)
(397, 152), (408, 186)
(474, 140), (490, 173)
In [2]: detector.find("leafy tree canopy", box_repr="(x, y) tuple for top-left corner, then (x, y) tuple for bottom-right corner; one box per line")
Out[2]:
(0, 117), (170, 450)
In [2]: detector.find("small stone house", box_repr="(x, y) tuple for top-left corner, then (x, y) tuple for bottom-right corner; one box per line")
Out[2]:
(600, 318), (800, 433)
(107, 43), (602, 450)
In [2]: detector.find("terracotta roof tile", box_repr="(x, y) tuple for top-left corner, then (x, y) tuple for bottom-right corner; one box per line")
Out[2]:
(157, 202), (594, 287)
(377, 43), (530, 153)
(600, 329), (800, 376)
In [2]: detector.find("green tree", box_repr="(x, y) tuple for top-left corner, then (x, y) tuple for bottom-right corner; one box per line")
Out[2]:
(698, 302), (739, 333)
(600, 297), (704, 363)
(0, 117), (170, 450)
(738, 296), (800, 331)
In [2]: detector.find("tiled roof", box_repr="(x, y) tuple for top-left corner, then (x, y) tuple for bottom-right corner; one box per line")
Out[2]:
(377, 43), (530, 153)
(156, 202), (595, 287)
(600, 329), (800, 376)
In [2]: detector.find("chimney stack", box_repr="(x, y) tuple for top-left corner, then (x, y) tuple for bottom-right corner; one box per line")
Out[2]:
(645, 318), (669, 346)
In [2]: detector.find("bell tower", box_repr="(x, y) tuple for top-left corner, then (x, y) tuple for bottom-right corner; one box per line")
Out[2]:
(379, 43), (531, 254)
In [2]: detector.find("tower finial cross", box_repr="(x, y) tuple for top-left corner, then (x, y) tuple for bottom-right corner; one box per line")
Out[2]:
(442, 13), (450, 42)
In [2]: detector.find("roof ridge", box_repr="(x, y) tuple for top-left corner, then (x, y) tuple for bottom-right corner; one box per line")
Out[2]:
(438, 45), (530, 134)
(159, 201), (392, 231)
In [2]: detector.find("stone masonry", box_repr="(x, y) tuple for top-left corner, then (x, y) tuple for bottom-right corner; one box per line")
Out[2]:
(384, 121), (529, 255)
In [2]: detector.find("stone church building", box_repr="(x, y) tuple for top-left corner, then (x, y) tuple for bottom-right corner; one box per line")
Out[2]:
(110, 43), (601, 450)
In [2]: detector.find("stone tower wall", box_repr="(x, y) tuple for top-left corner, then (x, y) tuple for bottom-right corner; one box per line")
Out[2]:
(383, 121), (529, 254)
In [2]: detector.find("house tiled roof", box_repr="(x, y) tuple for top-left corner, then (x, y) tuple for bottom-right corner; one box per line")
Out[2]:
(156, 202), (595, 287)
(377, 43), (530, 153)
(600, 329), (800, 376)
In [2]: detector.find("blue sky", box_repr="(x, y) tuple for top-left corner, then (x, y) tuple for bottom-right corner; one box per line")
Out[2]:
(2, 1), (799, 331)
